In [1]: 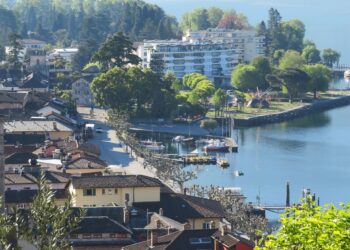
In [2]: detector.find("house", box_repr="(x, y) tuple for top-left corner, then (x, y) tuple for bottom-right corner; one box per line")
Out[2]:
(4, 168), (70, 211)
(20, 73), (49, 92)
(42, 111), (77, 128)
(63, 155), (107, 175)
(122, 229), (217, 250)
(5, 151), (39, 172)
(4, 120), (73, 140)
(135, 193), (226, 230)
(20, 39), (46, 50)
(69, 175), (162, 207)
(0, 90), (29, 114)
(5, 169), (70, 191)
(71, 76), (94, 107)
(69, 216), (134, 250)
(4, 134), (46, 146)
(211, 229), (255, 250)
(5, 189), (67, 211)
(36, 102), (65, 116)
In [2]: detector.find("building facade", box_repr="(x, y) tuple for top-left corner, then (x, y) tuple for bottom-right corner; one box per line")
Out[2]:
(137, 29), (265, 86)
(71, 76), (94, 107)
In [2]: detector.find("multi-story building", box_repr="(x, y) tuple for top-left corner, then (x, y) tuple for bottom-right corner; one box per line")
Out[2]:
(137, 29), (265, 86)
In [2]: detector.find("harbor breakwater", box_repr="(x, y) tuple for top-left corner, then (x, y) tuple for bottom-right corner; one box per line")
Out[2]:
(234, 95), (350, 127)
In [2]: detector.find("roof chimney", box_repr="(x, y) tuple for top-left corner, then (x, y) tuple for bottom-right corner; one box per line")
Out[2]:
(123, 206), (130, 225)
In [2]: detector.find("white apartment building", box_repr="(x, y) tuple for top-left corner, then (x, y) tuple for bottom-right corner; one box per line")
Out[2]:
(137, 29), (265, 86)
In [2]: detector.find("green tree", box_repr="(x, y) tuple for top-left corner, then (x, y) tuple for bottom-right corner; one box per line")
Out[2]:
(302, 45), (321, 64)
(212, 88), (227, 117)
(272, 49), (285, 65)
(91, 32), (140, 70)
(279, 50), (305, 70)
(322, 48), (341, 67)
(6, 33), (23, 71)
(266, 8), (284, 56)
(281, 19), (305, 52)
(165, 71), (182, 94)
(150, 53), (165, 77)
(183, 73), (208, 89)
(268, 68), (310, 102)
(207, 7), (224, 28)
(251, 56), (272, 89)
(200, 119), (218, 134)
(256, 21), (267, 36)
(257, 198), (350, 249)
(231, 64), (259, 92)
(22, 172), (84, 250)
(90, 67), (132, 112)
(304, 64), (332, 99)
(180, 8), (210, 31)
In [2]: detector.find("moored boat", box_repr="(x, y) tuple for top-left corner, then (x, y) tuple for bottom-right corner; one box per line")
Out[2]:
(217, 159), (229, 168)
(344, 69), (350, 78)
(203, 140), (229, 152)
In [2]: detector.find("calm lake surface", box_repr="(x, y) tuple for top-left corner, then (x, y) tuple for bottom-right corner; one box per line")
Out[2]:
(168, 78), (350, 206)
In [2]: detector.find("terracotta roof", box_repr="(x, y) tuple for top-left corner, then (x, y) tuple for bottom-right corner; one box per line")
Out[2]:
(4, 120), (73, 133)
(66, 156), (107, 170)
(0, 91), (27, 104)
(71, 175), (162, 189)
(5, 171), (70, 185)
(123, 229), (216, 250)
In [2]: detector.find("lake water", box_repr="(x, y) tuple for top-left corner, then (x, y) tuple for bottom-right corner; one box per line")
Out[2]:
(164, 77), (350, 207)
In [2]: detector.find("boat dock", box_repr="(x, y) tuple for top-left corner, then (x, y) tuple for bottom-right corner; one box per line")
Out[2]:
(224, 137), (238, 152)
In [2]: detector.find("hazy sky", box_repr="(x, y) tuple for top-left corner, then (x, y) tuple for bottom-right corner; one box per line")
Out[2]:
(145, 0), (350, 63)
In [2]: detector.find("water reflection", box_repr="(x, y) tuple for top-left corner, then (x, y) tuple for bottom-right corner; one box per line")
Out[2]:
(280, 113), (331, 129)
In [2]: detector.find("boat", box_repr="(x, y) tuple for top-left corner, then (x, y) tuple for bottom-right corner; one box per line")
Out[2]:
(233, 170), (244, 177)
(217, 159), (230, 168)
(183, 155), (216, 165)
(203, 140), (229, 152)
(173, 136), (194, 143)
(344, 69), (350, 78)
(144, 144), (165, 151)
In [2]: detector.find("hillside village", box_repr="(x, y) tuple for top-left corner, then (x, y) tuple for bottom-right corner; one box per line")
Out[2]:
(0, 33), (262, 249)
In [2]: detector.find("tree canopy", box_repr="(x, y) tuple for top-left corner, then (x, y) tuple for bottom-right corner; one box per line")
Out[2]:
(231, 64), (260, 92)
(180, 7), (249, 31)
(322, 48), (341, 67)
(91, 32), (140, 70)
(257, 198), (350, 249)
(303, 64), (332, 98)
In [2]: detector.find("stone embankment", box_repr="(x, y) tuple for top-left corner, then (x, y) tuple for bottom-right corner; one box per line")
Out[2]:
(234, 95), (350, 127)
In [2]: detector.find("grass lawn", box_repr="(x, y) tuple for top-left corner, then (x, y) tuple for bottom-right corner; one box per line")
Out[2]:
(206, 90), (350, 120)
(207, 101), (304, 119)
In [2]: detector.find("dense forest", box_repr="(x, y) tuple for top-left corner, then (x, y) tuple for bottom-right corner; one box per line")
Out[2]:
(0, 0), (180, 46)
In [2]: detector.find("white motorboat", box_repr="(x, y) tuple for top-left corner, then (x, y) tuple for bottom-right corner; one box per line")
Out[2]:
(344, 69), (350, 78)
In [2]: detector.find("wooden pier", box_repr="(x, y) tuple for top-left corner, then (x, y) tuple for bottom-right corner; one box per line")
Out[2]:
(224, 137), (238, 152)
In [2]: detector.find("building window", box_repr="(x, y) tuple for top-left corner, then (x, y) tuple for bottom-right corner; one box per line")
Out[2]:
(117, 233), (128, 239)
(93, 233), (102, 238)
(114, 188), (118, 194)
(83, 188), (96, 196)
(202, 222), (211, 229)
(82, 234), (91, 239)
(102, 189), (105, 195)
(125, 193), (130, 202)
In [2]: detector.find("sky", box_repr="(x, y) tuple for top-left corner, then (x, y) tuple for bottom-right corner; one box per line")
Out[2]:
(145, 0), (350, 64)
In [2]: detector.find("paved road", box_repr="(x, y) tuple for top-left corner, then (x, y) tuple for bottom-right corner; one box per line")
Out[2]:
(77, 107), (156, 177)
